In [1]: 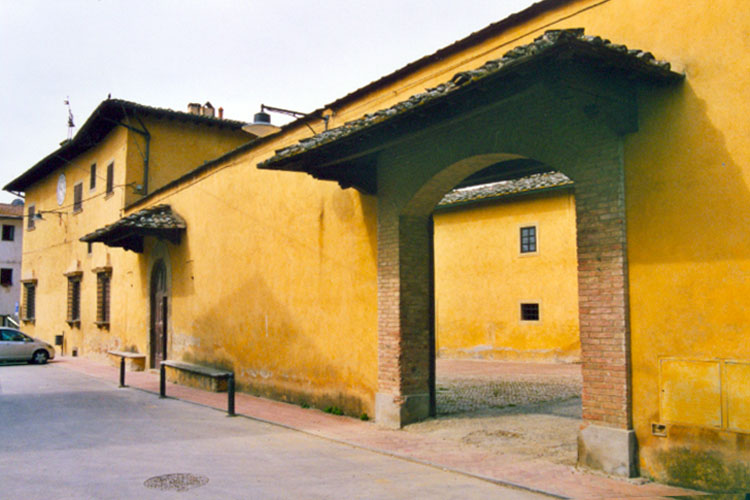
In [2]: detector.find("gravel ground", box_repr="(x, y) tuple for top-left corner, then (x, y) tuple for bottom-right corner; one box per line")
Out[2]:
(405, 361), (583, 466)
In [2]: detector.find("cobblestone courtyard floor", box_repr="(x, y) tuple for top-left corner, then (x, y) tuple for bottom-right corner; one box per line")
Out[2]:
(405, 359), (583, 466)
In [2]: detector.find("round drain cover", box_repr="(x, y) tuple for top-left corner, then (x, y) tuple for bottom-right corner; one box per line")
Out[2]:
(144, 473), (209, 492)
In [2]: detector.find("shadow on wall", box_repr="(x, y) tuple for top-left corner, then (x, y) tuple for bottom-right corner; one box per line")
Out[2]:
(140, 187), (378, 419)
(628, 82), (750, 265)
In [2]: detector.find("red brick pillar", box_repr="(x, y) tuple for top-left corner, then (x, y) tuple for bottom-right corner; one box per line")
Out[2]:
(376, 215), (433, 427)
(573, 145), (637, 477)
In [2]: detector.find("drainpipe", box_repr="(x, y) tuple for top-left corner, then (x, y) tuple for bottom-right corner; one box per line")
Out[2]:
(133, 115), (151, 196)
(103, 116), (151, 196)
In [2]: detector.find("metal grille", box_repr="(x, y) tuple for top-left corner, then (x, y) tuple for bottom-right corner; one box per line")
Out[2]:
(67, 277), (81, 322)
(521, 303), (539, 321)
(96, 272), (111, 324)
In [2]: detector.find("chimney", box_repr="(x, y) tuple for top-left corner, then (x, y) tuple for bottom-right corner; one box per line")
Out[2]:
(218, 107), (224, 119)
(187, 102), (201, 115)
(202, 101), (215, 118)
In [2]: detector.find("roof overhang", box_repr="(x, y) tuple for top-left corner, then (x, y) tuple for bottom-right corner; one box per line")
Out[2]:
(80, 204), (185, 253)
(259, 29), (683, 194)
(5, 99), (249, 193)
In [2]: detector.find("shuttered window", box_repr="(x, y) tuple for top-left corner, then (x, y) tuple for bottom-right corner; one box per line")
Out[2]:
(96, 271), (111, 326)
(90, 163), (97, 190)
(67, 274), (82, 325)
(27, 205), (35, 230)
(73, 183), (83, 212)
(22, 281), (36, 321)
(106, 162), (114, 195)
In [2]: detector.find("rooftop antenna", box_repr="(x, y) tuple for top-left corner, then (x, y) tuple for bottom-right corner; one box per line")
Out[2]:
(64, 96), (75, 140)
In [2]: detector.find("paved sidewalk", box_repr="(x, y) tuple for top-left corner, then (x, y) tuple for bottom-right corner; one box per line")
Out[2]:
(57, 356), (702, 500)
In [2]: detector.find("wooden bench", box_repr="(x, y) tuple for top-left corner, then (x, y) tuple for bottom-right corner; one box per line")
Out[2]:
(159, 360), (235, 415)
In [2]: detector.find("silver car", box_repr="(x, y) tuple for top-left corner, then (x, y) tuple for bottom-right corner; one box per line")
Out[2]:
(0, 328), (55, 364)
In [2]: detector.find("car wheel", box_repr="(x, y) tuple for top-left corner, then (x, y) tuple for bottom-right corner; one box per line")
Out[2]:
(31, 350), (49, 365)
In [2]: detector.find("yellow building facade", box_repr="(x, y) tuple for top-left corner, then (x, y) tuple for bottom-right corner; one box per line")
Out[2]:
(434, 174), (580, 363)
(7, 0), (750, 491)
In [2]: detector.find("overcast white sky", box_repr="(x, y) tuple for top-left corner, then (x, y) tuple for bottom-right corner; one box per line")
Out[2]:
(0, 0), (534, 203)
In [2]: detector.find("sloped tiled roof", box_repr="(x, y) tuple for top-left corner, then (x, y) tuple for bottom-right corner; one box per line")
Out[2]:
(0, 203), (24, 218)
(438, 171), (572, 207)
(5, 99), (249, 193)
(80, 204), (185, 252)
(261, 29), (682, 169)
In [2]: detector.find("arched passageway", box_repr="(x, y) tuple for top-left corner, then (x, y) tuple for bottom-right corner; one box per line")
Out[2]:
(260, 31), (682, 476)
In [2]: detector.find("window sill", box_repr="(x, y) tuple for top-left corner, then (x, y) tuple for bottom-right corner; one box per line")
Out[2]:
(94, 321), (110, 329)
(21, 318), (35, 324)
(104, 191), (115, 200)
(66, 320), (81, 328)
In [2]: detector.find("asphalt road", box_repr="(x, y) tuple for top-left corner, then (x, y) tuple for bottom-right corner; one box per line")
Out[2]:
(0, 362), (550, 500)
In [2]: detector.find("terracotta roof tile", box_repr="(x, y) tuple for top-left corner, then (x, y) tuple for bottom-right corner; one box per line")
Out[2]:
(438, 171), (572, 207)
(261, 29), (681, 168)
(0, 203), (24, 218)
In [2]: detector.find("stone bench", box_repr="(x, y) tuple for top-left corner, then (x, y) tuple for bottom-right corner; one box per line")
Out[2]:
(107, 350), (146, 372)
(160, 360), (232, 393)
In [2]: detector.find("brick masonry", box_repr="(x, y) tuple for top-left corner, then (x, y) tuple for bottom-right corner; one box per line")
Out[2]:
(374, 79), (636, 440)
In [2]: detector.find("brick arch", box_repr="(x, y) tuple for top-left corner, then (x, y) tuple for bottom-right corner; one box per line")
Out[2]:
(375, 91), (636, 475)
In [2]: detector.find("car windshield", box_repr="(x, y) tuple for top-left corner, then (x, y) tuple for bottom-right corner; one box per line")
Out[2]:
(1, 330), (29, 342)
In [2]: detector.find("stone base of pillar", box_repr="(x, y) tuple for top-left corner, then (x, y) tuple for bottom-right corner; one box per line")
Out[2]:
(375, 392), (430, 429)
(578, 424), (638, 477)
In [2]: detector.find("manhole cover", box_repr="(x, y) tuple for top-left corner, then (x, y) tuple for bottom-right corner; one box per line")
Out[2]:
(144, 473), (209, 492)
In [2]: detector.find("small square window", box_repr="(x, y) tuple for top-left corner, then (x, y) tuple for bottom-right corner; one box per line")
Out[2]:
(521, 303), (540, 321)
(0, 268), (12, 286)
(520, 226), (537, 253)
(2, 224), (14, 241)
(90, 163), (97, 190)
(73, 183), (83, 213)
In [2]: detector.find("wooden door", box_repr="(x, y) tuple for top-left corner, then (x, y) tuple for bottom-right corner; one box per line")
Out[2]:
(150, 260), (168, 368)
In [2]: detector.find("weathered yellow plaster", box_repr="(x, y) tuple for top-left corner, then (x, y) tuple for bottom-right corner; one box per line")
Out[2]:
(434, 189), (579, 362)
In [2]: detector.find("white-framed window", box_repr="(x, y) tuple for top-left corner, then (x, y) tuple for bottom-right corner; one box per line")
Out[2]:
(520, 225), (537, 254)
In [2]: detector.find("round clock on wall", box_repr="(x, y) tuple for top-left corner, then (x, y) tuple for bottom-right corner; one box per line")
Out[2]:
(57, 173), (66, 206)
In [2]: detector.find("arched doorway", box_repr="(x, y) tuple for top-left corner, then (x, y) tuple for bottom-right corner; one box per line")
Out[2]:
(150, 259), (168, 368)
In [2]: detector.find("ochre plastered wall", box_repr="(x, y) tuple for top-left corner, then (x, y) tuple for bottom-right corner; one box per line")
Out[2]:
(17, 0), (750, 489)
(20, 126), (142, 358)
(123, 117), (250, 206)
(433, 189), (579, 363)
(125, 128), (379, 416)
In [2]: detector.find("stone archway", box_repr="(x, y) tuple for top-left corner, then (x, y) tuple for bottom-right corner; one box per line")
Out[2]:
(372, 82), (636, 476)
(259, 32), (682, 476)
